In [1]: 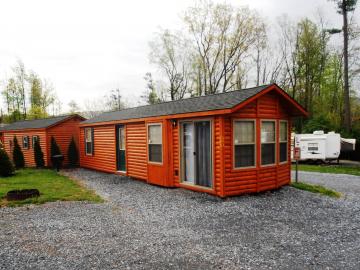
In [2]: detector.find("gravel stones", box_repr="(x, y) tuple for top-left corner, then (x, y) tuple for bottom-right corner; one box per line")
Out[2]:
(1, 168), (359, 269)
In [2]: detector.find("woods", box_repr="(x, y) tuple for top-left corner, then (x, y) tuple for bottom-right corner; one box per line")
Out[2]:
(1, 60), (60, 122)
(147, 0), (359, 137)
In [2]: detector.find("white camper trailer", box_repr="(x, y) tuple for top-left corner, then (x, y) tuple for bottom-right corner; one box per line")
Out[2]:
(291, 131), (356, 162)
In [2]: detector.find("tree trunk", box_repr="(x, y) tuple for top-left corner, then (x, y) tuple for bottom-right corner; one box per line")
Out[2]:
(342, 0), (351, 132)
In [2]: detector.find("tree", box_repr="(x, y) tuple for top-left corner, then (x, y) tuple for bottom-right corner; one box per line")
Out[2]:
(28, 72), (47, 119)
(149, 29), (192, 100)
(12, 136), (25, 168)
(50, 136), (61, 157)
(105, 88), (127, 111)
(330, 0), (358, 132)
(141, 73), (161, 105)
(184, 1), (260, 94)
(33, 138), (45, 168)
(68, 100), (80, 114)
(12, 60), (27, 119)
(2, 78), (23, 122)
(67, 137), (79, 167)
(0, 147), (15, 177)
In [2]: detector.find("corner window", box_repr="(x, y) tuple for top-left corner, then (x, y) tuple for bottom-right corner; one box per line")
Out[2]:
(85, 128), (94, 155)
(32, 136), (39, 148)
(261, 121), (276, 165)
(234, 120), (255, 168)
(22, 136), (29, 149)
(279, 121), (288, 163)
(148, 124), (162, 163)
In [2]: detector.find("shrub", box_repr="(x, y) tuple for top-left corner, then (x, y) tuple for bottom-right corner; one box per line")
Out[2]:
(13, 136), (25, 168)
(34, 138), (45, 168)
(67, 137), (79, 167)
(0, 147), (15, 176)
(50, 136), (61, 157)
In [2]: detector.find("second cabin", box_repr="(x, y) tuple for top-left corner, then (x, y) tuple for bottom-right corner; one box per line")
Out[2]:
(79, 84), (307, 197)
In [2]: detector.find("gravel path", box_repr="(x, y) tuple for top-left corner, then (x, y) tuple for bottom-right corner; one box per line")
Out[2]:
(1, 168), (360, 270)
(292, 170), (360, 199)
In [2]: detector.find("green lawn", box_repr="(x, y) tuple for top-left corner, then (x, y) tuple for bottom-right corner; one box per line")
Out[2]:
(291, 181), (341, 198)
(292, 164), (360, 176)
(0, 169), (103, 207)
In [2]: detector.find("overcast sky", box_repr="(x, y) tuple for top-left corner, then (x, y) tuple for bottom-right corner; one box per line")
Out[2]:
(0, 0), (358, 112)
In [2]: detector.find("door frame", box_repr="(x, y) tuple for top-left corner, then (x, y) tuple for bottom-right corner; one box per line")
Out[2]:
(115, 124), (126, 172)
(179, 118), (214, 190)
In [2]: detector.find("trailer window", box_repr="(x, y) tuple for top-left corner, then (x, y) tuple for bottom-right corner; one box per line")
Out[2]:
(22, 136), (29, 149)
(279, 121), (288, 162)
(308, 143), (318, 151)
(85, 128), (94, 155)
(261, 121), (276, 165)
(148, 124), (162, 163)
(234, 120), (255, 168)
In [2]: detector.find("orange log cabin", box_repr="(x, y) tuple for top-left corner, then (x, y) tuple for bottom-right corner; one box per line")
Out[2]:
(0, 115), (84, 167)
(80, 84), (307, 197)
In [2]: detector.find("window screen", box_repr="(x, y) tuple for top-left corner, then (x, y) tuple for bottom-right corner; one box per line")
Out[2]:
(85, 128), (93, 155)
(261, 121), (275, 165)
(32, 136), (39, 148)
(280, 121), (288, 162)
(234, 121), (255, 168)
(148, 124), (162, 163)
(23, 136), (29, 149)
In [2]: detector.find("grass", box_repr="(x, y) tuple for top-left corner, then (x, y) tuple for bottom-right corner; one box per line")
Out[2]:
(0, 168), (103, 207)
(291, 181), (341, 198)
(292, 164), (360, 176)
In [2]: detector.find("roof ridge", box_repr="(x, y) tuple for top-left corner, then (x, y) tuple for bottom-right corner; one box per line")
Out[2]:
(101, 84), (273, 115)
(7, 114), (75, 124)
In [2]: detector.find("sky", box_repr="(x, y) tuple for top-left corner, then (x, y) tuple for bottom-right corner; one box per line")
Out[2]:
(0, 0), (358, 112)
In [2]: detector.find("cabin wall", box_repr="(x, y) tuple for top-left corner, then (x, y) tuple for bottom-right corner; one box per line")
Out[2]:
(223, 92), (292, 197)
(79, 125), (116, 173)
(126, 122), (148, 180)
(47, 117), (82, 166)
(3, 130), (48, 167)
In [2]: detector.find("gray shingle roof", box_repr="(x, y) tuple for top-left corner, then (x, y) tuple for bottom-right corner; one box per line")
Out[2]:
(83, 84), (271, 124)
(0, 115), (78, 131)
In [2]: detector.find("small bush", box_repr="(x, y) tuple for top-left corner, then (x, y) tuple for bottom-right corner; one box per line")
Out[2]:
(13, 136), (25, 168)
(67, 137), (79, 167)
(0, 147), (15, 176)
(50, 136), (61, 157)
(34, 138), (45, 168)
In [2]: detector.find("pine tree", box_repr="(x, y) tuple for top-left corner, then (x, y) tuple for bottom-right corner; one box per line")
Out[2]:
(50, 136), (61, 157)
(67, 137), (79, 167)
(12, 136), (25, 168)
(33, 138), (45, 168)
(0, 147), (15, 176)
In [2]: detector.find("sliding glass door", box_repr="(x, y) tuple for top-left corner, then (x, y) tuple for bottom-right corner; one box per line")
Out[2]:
(181, 120), (212, 188)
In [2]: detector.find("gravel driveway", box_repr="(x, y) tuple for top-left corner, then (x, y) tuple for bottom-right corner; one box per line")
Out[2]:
(1, 168), (360, 270)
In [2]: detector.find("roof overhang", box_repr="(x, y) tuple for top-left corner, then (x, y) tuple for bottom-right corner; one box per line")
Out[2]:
(230, 84), (308, 117)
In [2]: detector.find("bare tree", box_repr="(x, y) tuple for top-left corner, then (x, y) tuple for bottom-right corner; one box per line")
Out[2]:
(149, 29), (193, 100)
(184, 1), (260, 94)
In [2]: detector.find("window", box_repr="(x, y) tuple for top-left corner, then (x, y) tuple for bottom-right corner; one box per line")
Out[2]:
(22, 136), (29, 149)
(279, 121), (288, 163)
(148, 124), (162, 163)
(85, 128), (93, 155)
(308, 143), (318, 151)
(32, 136), (39, 148)
(261, 121), (276, 165)
(234, 120), (255, 168)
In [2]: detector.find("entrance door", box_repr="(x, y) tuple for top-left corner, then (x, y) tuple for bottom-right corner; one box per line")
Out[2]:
(116, 125), (126, 171)
(182, 121), (212, 188)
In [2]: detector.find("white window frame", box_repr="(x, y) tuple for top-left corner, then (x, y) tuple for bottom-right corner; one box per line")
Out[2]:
(260, 120), (277, 167)
(279, 120), (288, 164)
(147, 123), (163, 164)
(32, 135), (39, 149)
(85, 128), (93, 156)
(22, 136), (29, 149)
(233, 119), (256, 169)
